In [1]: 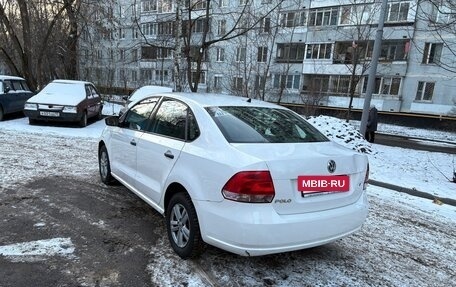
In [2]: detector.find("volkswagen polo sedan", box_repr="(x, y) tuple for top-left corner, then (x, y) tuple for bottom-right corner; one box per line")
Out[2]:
(98, 93), (369, 258)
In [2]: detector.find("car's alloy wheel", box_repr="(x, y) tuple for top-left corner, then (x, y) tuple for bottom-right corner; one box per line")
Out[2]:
(99, 145), (114, 185)
(166, 192), (205, 259)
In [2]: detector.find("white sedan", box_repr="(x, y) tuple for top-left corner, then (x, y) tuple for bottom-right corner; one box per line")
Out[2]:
(98, 93), (369, 258)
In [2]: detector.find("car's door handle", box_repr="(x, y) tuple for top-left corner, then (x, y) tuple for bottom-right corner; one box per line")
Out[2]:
(164, 150), (174, 159)
(130, 139), (136, 146)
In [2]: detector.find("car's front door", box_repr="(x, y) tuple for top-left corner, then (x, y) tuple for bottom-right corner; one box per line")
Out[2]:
(134, 99), (188, 204)
(110, 97), (160, 184)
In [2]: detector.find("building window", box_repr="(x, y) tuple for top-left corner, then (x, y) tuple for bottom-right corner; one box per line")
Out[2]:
(305, 43), (332, 60)
(259, 17), (271, 33)
(214, 75), (223, 91)
(386, 1), (410, 22)
(216, 47), (225, 62)
(187, 0), (207, 10)
(158, 21), (174, 35)
(415, 81), (435, 101)
(281, 11), (306, 27)
(255, 75), (266, 91)
(142, 22), (158, 37)
(236, 47), (246, 62)
(362, 76), (401, 96)
(431, 2), (456, 23)
(233, 77), (243, 91)
(217, 19), (226, 35)
(340, 4), (372, 25)
(155, 70), (169, 82)
(158, 0), (172, 13)
(219, 0), (228, 8)
(132, 70), (137, 82)
(276, 43), (306, 62)
(239, 0), (247, 6)
(422, 43), (443, 64)
(191, 71), (206, 84)
(97, 50), (103, 59)
(257, 47), (268, 62)
(273, 74), (300, 90)
(191, 19), (206, 33)
(119, 28), (126, 39)
(120, 49), (125, 60)
(132, 49), (138, 61)
(141, 69), (153, 81)
(379, 41), (408, 61)
(308, 7), (338, 27)
(142, 0), (158, 13)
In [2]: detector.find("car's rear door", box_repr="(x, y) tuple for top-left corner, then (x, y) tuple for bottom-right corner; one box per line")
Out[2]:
(110, 97), (159, 184)
(134, 98), (188, 204)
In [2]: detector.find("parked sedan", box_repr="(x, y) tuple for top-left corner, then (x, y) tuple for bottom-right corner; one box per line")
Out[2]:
(24, 80), (103, 127)
(0, 75), (34, 121)
(98, 93), (369, 259)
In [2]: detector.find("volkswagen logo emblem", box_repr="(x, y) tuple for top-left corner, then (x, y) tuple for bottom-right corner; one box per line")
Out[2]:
(327, 160), (336, 173)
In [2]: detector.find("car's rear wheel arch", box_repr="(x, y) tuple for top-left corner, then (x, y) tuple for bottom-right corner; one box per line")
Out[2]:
(164, 182), (188, 212)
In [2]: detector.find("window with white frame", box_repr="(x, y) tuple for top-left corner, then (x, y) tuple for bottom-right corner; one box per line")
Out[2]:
(276, 43), (306, 61)
(219, 0), (228, 7)
(308, 7), (338, 27)
(386, 1), (410, 22)
(141, 69), (153, 81)
(142, 0), (158, 13)
(273, 74), (301, 90)
(187, 0), (207, 10)
(379, 40), (407, 61)
(257, 47), (268, 62)
(155, 70), (169, 82)
(305, 43), (332, 59)
(191, 19), (206, 33)
(432, 2), (456, 23)
(233, 77), (244, 90)
(97, 49), (103, 59)
(217, 19), (226, 35)
(141, 22), (158, 37)
(362, 76), (401, 96)
(259, 17), (271, 33)
(158, 21), (174, 35)
(120, 49), (125, 60)
(214, 75), (223, 91)
(339, 4), (372, 25)
(216, 47), (225, 61)
(132, 70), (137, 82)
(415, 81), (435, 101)
(191, 71), (206, 84)
(255, 75), (266, 91)
(239, 0), (247, 6)
(281, 11), (306, 27)
(158, 0), (173, 13)
(236, 47), (246, 62)
(422, 43), (443, 64)
(119, 28), (126, 39)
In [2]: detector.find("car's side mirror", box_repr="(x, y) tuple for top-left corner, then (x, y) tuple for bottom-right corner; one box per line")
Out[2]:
(105, 116), (119, 127)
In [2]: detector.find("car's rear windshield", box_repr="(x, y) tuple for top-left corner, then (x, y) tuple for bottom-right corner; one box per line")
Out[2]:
(206, 106), (329, 143)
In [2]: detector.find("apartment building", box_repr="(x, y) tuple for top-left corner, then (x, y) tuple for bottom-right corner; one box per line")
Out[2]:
(79, 0), (456, 118)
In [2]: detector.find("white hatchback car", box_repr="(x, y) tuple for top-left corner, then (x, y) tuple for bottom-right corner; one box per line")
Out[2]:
(98, 93), (369, 258)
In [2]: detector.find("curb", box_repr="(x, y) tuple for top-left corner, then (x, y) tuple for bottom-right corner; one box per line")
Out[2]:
(368, 179), (456, 207)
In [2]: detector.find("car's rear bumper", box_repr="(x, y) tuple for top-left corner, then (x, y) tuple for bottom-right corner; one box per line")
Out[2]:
(194, 191), (369, 256)
(24, 110), (81, 122)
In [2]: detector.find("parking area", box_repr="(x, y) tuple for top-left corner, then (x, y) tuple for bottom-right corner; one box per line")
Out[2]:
(0, 120), (455, 286)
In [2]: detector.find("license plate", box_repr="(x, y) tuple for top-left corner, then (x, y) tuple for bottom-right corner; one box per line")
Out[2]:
(297, 175), (350, 193)
(40, 111), (59, 117)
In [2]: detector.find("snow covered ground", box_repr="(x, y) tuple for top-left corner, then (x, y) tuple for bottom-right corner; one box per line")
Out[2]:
(0, 103), (455, 286)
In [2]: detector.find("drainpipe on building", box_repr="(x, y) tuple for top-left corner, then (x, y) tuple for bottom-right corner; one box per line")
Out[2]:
(360, 0), (389, 137)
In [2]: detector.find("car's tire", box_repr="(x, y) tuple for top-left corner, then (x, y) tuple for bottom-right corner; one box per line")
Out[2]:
(99, 145), (115, 185)
(166, 192), (205, 259)
(0, 106), (4, 121)
(79, 111), (87, 127)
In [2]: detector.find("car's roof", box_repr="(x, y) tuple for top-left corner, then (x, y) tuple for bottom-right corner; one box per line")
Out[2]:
(0, 75), (26, 81)
(153, 92), (283, 109)
(51, 79), (94, 85)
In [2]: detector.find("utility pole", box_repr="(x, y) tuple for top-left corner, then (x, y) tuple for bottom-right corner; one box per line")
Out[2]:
(359, 0), (388, 136)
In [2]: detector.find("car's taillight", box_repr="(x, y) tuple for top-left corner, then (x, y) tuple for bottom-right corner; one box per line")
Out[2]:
(363, 164), (369, 190)
(222, 171), (275, 203)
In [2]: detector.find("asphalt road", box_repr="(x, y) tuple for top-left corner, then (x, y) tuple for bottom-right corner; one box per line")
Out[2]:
(375, 133), (456, 154)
